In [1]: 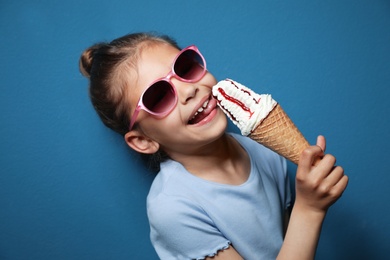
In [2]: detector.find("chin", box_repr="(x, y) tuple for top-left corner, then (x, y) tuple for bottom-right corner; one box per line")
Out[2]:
(212, 111), (228, 136)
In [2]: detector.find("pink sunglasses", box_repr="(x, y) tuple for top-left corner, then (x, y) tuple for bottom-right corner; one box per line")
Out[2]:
(129, 45), (207, 130)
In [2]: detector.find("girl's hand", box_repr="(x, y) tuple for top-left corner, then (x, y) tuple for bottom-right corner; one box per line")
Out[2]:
(278, 136), (348, 260)
(294, 135), (349, 215)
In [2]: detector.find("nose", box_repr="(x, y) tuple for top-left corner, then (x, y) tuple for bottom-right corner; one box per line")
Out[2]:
(172, 78), (199, 104)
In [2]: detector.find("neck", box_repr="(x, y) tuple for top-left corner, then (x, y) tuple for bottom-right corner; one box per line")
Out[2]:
(169, 133), (251, 185)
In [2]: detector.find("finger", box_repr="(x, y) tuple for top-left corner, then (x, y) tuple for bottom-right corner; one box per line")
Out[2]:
(316, 154), (337, 178)
(298, 145), (324, 173)
(323, 166), (347, 197)
(330, 174), (349, 198)
(316, 135), (326, 152)
(324, 165), (344, 187)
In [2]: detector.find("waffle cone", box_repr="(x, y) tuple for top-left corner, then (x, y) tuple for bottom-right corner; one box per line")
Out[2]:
(249, 104), (309, 164)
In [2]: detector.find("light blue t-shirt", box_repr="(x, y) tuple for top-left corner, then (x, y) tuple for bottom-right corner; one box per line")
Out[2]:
(147, 133), (291, 260)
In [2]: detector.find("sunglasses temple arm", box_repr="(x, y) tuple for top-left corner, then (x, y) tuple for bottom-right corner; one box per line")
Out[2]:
(128, 106), (141, 131)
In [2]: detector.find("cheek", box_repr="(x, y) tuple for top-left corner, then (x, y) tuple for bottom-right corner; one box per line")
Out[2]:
(140, 116), (182, 147)
(202, 72), (218, 87)
(140, 111), (181, 135)
(216, 109), (228, 129)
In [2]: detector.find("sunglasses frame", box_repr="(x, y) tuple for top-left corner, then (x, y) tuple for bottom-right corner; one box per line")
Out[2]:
(128, 45), (207, 131)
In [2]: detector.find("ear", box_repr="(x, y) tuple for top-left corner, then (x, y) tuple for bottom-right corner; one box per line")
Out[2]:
(124, 131), (160, 154)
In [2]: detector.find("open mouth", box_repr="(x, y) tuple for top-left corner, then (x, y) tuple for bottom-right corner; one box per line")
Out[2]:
(188, 96), (214, 125)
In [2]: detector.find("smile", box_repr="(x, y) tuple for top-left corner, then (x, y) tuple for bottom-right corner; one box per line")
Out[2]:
(188, 96), (217, 125)
(191, 99), (209, 119)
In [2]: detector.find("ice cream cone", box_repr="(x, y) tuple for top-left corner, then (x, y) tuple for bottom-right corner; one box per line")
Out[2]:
(212, 79), (310, 164)
(248, 104), (309, 164)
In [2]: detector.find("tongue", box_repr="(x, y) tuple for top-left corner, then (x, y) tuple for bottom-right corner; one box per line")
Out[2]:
(189, 111), (208, 124)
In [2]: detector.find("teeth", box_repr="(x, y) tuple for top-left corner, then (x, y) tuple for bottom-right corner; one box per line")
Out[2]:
(190, 99), (210, 121)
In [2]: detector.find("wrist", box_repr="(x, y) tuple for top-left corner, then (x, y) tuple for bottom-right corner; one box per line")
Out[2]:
(292, 201), (327, 222)
(279, 202), (327, 260)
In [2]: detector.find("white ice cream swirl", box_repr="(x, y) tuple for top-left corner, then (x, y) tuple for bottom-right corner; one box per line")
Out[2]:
(212, 79), (277, 136)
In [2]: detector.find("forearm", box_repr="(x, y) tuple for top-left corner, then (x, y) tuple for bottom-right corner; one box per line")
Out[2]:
(277, 204), (326, 260)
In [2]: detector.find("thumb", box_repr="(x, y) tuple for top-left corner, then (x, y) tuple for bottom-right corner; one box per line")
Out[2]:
(316, 135), (326, 152)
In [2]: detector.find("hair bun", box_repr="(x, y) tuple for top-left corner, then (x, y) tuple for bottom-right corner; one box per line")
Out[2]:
(79, 43), (104, 78)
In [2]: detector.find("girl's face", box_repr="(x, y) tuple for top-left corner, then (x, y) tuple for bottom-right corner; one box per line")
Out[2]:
(128, 43), (227, 157)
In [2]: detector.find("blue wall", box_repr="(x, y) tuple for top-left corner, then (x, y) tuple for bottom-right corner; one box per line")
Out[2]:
(1, 1), (389, 259)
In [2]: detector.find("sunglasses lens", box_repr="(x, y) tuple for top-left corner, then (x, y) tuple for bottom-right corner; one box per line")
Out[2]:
(142, 81), (176, 114)
(174, 49), (205, 81)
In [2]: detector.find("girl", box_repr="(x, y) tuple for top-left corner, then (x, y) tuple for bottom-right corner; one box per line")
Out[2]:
(79, 32), (348, 260)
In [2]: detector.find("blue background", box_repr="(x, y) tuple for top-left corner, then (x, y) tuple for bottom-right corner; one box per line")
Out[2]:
(1, 1), (389, 259)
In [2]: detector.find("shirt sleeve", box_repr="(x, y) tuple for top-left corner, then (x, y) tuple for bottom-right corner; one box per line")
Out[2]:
(148, 193), (231, 260)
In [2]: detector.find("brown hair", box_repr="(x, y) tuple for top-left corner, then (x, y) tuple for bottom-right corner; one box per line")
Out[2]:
(79, 32), (179, 136)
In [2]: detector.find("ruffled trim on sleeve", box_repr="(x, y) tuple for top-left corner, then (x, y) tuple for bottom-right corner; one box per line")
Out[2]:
(195, 241), (232, 260)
